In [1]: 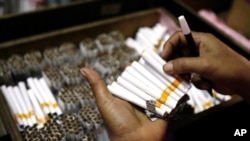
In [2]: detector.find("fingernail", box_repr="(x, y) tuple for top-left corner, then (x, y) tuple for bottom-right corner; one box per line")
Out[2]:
(80, 68), (87, 77)
(163, 62), (173, 74)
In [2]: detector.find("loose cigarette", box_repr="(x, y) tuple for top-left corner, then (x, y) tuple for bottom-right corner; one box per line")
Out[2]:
(1, 85), (24, 128)
(108, 82), (167, 117)
(116, 76), (172, 113)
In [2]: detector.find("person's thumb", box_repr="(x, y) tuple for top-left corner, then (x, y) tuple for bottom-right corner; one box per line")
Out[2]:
(80, 67), (115, 109)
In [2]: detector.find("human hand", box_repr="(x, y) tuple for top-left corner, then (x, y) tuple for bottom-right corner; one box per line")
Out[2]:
(162, 31), (250, 101)
(80, 68), (168, 141)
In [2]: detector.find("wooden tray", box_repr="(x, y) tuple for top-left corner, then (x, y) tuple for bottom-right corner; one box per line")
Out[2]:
(0, 7), (244, 140)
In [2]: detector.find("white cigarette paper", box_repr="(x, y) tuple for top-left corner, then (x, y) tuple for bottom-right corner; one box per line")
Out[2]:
(1, 85), (24, 128)
(108, 82), (167, 117)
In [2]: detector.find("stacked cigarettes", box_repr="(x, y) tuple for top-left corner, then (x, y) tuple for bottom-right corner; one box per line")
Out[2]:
(78, 132), (97, 141)
(73, 84), (95, 107)
(58, 87), (81, 113)
(43, 47), (65, 66)
(21, 126), (42, 141)
(111, 45), (139, 69)
(0, 59), (13, 85)
(42, 65), (65, 92)
(27, 77), (62, 117)
(40, 118), (65, 141)
(79, 38), (99, 61)
(62, 113), (84, 141)
(125, 23), (170, 54)
(187, 85), (231, 113)
(109, 30), (125, 47)
(59, 63), (84, 86)
(24, 50), (46, 77)
(78, 106), (103, 131)
(94, 54), (120, 79)
(1, 76), (63, 130)
(59, 42), (81, 64)
(95, 33), (115, 54)
(7, 54), (30, 82)
(107, 49), (191, 118)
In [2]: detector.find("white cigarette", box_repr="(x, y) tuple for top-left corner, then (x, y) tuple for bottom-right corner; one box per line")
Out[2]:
(125, 37), (145, 54)
(117, 72), (172, 113)
(108, 82), (167, 117)
(1, 85), (24, 127)
(129, 62), (178, 108)
(33, 78), (55, 115)
(18, 82), (37, 126)
(13, 86), (33, 127)
(27, 89), (49, 126)
(136, 31), (154, 50)
(138, 58), (185, 98)
(131, 61), (181, 101)
(138, 27), (158, 46)
(141, 49), (190, 93)
(7, 86), (29, 127)
(38, 78), (62, 116)
(27, 77), (50, 115)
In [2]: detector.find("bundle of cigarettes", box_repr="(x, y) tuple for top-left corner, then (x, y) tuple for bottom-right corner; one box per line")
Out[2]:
(59, 63), (84, 86)
(73, 84), (95, 107)
(108, 48), (191, 119)
(59, 42), (81, 64)
(187, 85), (231, 114)
(42, 65), (65, 92)
(79, 38), (99, 61)
(7, 54), (30, 82)
(62, 113), (84, 141)
(78, 106), (103, 131)
(0, 59), (13, 85)
(43, 47), (65, 66)
(24, 50), (46, 77)
(0, 77), (62, 130)
(58, 87), (81, 114)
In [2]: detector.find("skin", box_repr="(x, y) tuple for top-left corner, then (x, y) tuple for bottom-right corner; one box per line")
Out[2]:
(162, 31), (250, 103)
(80, 31), (250, 140)
(80, 68), (167, 141)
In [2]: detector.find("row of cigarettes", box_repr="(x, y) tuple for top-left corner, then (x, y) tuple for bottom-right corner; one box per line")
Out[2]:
(0, 30), (138, 89)
(124, 22), (232, 115)
(57, 84), (96, 113)
(1, 77), (62, 130)
(21, 107), (106, 141)
(187, 85), (231, 114)
(125, 23), (170, 55)
(108, 48), (191, 118)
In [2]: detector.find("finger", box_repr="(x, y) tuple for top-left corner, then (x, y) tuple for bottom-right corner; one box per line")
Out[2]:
(80, 67), (115, 108)
(163, 57), (208, 75)
(191, 73), (212, 90)
(161, 31), (188, 60)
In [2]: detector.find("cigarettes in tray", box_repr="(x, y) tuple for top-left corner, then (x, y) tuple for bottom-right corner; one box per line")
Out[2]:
(107, 48), (191, 118)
